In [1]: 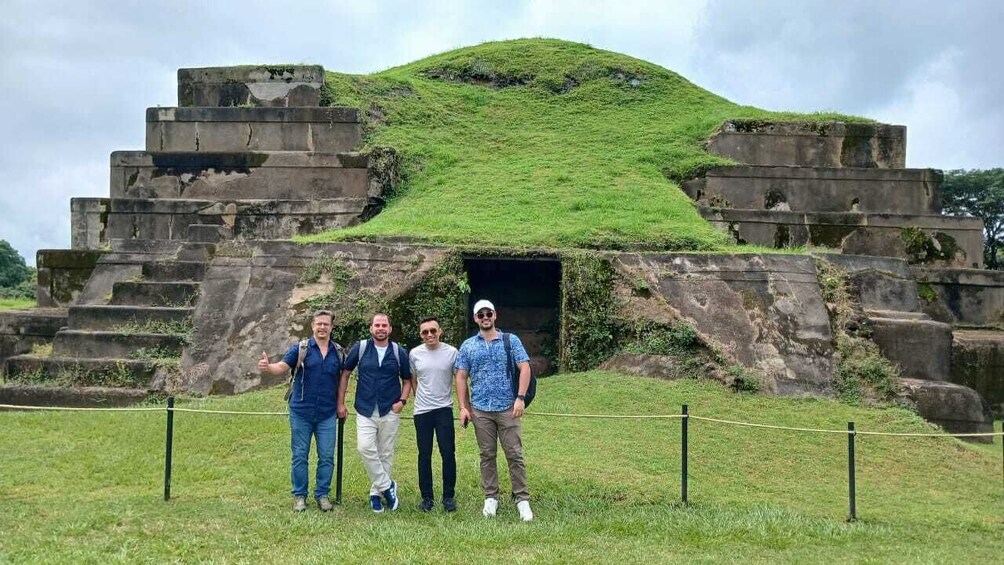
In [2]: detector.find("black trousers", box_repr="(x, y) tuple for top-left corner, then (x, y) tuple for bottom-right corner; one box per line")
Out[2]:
(413, 406), (456, 500)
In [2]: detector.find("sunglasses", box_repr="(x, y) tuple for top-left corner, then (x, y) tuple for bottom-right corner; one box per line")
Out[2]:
(420, 328), (439, 336)
(476, 310), (494, 319)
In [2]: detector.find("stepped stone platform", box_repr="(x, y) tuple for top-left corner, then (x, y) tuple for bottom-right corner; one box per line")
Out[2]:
(684, 166), (941, 214)
(0, 309), (67, 360)
(146, 107), (361, 153)
(896, 378), (994, 437)
(912, 267), (1004, 326)
(72, 198), (372, 249)
(951, 329), (1004, 416)
(110, 151), (370, 200)
(869, 315), (952, 381)
(703, 208), (983, 268)
(708, 120), (906, 168)
(178, 65), (325, 108)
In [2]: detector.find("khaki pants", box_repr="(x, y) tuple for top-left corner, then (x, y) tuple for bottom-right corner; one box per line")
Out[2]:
(472, 407), (529, 502)
(356, 411), (401, 496)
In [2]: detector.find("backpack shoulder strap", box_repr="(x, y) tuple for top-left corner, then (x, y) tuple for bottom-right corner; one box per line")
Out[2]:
(296, 339), (309, 374)
(358, 339), (368, 362)
(392, 342), (404, 377)
(503, 332), (513, 379)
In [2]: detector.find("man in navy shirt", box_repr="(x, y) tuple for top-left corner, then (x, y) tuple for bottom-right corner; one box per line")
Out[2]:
(338, 313), (413, 513)
(258, 309), (343, 512)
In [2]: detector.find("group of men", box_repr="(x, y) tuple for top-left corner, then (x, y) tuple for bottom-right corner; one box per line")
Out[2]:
(256, 299), (535, 522)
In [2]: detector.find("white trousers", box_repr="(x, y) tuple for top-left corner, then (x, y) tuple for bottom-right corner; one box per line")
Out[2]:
(356, 410), (401, 495)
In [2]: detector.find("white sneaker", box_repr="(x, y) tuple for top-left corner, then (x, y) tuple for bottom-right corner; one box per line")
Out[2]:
(517, 500), (533, 522)
(482, 497), (498, 517)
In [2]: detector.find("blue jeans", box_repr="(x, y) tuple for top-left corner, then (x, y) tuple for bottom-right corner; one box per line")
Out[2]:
(289, 411), (337, 498)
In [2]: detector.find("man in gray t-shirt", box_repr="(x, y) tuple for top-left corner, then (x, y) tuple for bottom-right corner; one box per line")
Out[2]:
(409, 317), (459, 512)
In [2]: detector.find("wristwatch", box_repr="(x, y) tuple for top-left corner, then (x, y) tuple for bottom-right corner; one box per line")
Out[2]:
(516, 394), (526, 402)
(398, 398), (407, 405)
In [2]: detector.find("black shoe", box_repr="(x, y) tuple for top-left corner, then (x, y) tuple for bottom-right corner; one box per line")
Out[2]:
(442, 497), (457, 512)
(420, 497), (434, 512)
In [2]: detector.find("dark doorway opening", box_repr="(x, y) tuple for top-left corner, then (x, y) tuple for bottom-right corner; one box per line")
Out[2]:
(463, 257), (561, 376)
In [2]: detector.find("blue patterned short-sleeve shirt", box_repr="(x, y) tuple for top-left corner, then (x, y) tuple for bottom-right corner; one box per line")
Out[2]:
(455, 331), (530, 412)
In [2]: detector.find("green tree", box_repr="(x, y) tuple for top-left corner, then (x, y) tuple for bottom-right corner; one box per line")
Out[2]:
(941, 168), (1004, 269)
(0, 239), (32, 288)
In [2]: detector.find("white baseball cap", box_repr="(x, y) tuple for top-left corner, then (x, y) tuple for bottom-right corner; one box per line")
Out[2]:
(472, 299), (495, 314)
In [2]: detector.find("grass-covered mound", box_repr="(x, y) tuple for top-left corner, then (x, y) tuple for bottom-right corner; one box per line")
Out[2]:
(304, 39), (862, 250)
(1, 373), (999, 562)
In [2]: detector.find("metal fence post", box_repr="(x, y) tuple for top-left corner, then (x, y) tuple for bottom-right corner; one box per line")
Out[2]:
(335, 416), (345, 505)
(164, 396), (175, 502)
(681, 404), (688, 507)
(847, 421), (856, 521)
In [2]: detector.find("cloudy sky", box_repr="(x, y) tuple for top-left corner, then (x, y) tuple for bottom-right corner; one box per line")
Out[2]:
(2, 0), (1001, 263)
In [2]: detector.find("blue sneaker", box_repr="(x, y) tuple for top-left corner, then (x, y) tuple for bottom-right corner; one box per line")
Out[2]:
(370, 495), (384, 513)
(382, 481), (399, 511)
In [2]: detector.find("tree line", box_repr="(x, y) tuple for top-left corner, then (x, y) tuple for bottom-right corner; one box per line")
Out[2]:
(941, 168), (1004, 270)
(0, 240), (35, 300)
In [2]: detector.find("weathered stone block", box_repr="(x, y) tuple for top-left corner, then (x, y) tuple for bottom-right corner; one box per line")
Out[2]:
(869, 315), (952, 381)
(707, 121), (906, 168)
(912, 267), (1004, 326)
(816, 254), (922, 313)
(177, 65), (324, 107)
(146, 107), (361, 153)
(897, 378), (994, 440)
(703, 208), (984, 268)
(95, 198), (372, 245)
(68, 305), (193, 331)
(951, 329), (1004, 417)
(684, 166), (941, 214)
(35, 250), (105, 307)
(70, 198), (109, 250)
(110, 151), (369, 200)
(613, 253), (836, 396)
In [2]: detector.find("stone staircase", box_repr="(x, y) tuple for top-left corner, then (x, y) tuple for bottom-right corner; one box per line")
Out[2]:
(3, 240), (207, 404)
(691, 121), (996, 434)
(3, 65), (388, 405)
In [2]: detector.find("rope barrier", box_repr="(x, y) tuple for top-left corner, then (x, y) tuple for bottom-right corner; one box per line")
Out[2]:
(527, 411), (685, 419)
(1, 402), (1001, 437)
(0, 403), (162, 412)
(688, 415), (849, 434)
(170, 407), (288, 416)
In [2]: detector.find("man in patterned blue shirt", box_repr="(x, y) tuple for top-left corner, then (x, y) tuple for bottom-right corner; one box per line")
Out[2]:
(455, 299), (534, 522)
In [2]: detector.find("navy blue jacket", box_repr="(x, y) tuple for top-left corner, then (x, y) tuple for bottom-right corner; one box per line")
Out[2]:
(343, 339), (412, 417)
(282, 337), (343, 421)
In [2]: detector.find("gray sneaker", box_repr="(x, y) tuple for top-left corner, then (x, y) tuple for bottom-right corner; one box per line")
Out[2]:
(316, 496), (333, 512)
(293, 496), (307, 512)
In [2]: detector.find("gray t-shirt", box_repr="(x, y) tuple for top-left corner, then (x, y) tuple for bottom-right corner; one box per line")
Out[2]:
(409, 343), (458, 415)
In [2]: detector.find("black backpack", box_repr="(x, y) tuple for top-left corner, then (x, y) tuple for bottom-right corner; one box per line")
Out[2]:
(503, 332), (537, 407)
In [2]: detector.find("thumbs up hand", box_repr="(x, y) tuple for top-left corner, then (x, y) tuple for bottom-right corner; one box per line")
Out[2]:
(257, 352), (270, 373)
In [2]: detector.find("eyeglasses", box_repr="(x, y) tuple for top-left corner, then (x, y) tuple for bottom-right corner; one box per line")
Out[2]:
(420, 328), (439, 336)
(476, 310), (494, 319)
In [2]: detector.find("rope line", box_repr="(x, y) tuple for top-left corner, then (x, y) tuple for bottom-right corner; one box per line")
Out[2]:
(527, 411), (684, 419)
(688, 415), (848, 434)
(1, 403), (1000, 438)
(0, 404), (162, 412)
(170, 407), (287, 416)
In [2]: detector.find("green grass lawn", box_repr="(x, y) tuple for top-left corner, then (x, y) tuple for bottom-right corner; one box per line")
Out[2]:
(300, 39), (866, 251)
(0, 297), (34, 310)
(1, 372), (1000, 563)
